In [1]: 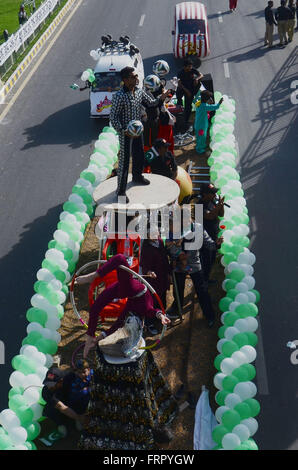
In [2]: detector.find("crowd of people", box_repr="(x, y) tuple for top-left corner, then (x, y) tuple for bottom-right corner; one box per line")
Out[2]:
(264, 0), (298, 47)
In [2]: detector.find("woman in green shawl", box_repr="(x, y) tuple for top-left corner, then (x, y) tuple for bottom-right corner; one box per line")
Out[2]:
(194, 91), (223, 154)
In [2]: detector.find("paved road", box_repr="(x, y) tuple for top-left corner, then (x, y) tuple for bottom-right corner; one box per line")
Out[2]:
(0, 0), (297, 449)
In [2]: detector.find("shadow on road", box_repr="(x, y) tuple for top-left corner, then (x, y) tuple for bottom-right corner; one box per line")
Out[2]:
(21, 100), (107, 150)
(240, 46), (298, 450)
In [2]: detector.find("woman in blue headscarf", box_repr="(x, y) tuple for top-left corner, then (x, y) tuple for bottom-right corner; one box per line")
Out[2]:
(194, 91), (223, 154)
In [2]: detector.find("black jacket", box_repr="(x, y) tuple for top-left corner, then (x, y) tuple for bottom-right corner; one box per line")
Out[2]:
(275, 5), (291, 21)
(265, 6), (277, 25)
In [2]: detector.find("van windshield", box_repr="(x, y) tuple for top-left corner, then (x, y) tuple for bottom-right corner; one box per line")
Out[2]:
(92, 72), (122, 92)
(178, 19), (206, 35)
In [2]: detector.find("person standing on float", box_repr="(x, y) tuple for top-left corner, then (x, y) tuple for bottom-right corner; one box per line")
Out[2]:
(194, 91), (223, 155)
(109, 67), (170, 202)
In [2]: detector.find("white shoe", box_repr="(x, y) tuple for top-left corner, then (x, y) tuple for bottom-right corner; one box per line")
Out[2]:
(57, 425), (67, 437)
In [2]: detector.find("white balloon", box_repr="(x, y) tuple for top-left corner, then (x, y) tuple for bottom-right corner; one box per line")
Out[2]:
(220, 312), (229, 323)
(45, 248), (64, 262)
(231, 351), (247, 367)
(214, 372), (226, 390)
(22, 374), (42, 389)
(12, 444), (28, 450)
(234, 318), (248, 332)
(27, 322), (43, 335)
(234, 381), (257, 400)
(232, 424), (250, 442)
(53, 229), (70, 245)
(245, 317), (258, 332)
(51, 331), (61, 344)
(241, 418), (258, 436)
(242, 276), (255, 290)
(7, 426), (27, 446)
(239, 264), (254, 276)
(45, 316), (61, 331)
(0, 410), (20, 429)
(224, 393), (242, 409)
(228, 261), (240, 272)
(229, 301), (240, 311)
(240, 345), (257, 362)
(21, 346), (46, 366)
(224, 326), (239, 341)
(9, 371), (26, 389)
(36, 268), (55, 282)
(220, 357), (238, 375)
(81, 70), (90, 82)
(45, 354), (53, 369)
(222, 433), (241, 450)
(35, 366), (48, 381)
(215, 406), (230, 423)
(235, 282), (249, 293)
(246, 291), (256, 303)
(30, 403), (43, 421)
(23, 387), (40, 406)
(234, 293), (249, 304)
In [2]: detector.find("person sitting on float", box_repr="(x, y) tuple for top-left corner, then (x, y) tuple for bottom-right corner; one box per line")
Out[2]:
(75, 253), (171, 358)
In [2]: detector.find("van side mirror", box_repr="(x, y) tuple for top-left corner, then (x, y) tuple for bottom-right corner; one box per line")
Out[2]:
(171, 30), (175, 35)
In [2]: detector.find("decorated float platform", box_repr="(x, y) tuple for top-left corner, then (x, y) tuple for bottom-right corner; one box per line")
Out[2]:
(0, 93), (260, 451)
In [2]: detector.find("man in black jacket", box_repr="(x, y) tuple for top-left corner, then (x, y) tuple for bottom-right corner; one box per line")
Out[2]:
(264, 1), (278, 47)
(275, 0), (291, 45)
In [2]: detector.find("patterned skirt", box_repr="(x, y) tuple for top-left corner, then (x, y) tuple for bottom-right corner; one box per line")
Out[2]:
(78, 348), (178, 450)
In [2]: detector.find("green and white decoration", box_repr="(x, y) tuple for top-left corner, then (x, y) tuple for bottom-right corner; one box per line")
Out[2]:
(209, 92), (260, 451)
(0, 127), (119, 450)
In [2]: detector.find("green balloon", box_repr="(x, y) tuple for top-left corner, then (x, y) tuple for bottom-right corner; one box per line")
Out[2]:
(212, 424), (229, 445)
(227, 269), (245, 282)
(233, 333), (249, 348)
(232, 365), (249, 382)
(219, 242), (233, 255)
(35, 338), (58, 355)
(15, 405), (34, 427)
(246, 332), (258, 347)
(235, 303), (258, 318)
(241, 363), (256, 381)
(0, 434), (12, 450)
(215, 390), (229, 406)
(26, 307), (47, 327)
(72, 186), (93, 206)
(80, 170), (96, 184)
(224, 279), (238, 291)
(219, 296), (233, 312)
(221, 409), (241, 431)
(218, 325), (227, 339)
(225, 289), (239, 301)
(22, 331), (43, 347)
(243, 398), (260, 417)
(237, 439), (258, 450)
(9, 394), (27, 412)
(42, 259), (66, 283)
(8, 387), (24, 399)
(222, 374), (239, 392)
(233, 402), (251, 420)
(214, 354), (225, 370)
(67, 260), (76, 273)
(25, 422), (40, 441)
(222, 340), (239, 357)
(223, 252), (237, 265)
(224, 312), (240, 327)
(12, 355), (37, 375)
(251, 289), (260, 303)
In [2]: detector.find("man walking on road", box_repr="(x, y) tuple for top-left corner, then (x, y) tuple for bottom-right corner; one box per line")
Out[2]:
(275, 0), (291, 46)
(264, 1), (278, 47)
(287, 0), (296, 42)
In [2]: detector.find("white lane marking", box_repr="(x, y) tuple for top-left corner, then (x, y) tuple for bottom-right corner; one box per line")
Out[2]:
(223, 59), (230, 78)
(139, 14), (145, 27)
(255, 320), (270, 395)
(218, 11), (223, 22)
(0, 0), (83, 123)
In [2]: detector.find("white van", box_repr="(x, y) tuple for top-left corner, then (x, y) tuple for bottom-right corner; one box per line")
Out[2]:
(90, 38), (144, 118)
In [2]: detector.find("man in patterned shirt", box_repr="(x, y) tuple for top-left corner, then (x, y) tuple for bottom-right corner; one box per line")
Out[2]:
(110, 66), (170, 203)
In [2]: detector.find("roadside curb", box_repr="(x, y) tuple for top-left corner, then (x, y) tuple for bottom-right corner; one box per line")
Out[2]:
(0, 0), (78, 103)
